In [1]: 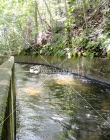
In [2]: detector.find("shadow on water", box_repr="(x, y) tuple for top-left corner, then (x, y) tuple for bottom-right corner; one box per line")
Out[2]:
(15, 64), (110, 140)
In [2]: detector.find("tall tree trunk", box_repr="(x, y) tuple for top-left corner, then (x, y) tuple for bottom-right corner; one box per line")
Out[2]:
(34, 1), (38, 44)
(64, 0), (71, 46)
(64, 0), (67, 19)
(57, 0), (62, 17)
(82, 0), (88, 33)
(37, 6), (46, 31)
(43, 0), (53, 30)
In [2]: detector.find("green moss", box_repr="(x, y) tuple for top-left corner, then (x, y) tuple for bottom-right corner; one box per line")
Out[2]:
(107, 51), (110, 58)
(83, 51), (90, 57)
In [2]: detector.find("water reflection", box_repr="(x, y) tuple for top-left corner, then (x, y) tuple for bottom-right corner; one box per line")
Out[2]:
(51, 74), (80, 85)
(15, 64), (110, 140)
(23, 87), (42, 95)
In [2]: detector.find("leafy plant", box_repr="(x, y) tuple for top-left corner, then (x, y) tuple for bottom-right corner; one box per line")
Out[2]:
(83, 51), (90, 57)
(86, 41), (99, 50)
(72, 35), (88, 47)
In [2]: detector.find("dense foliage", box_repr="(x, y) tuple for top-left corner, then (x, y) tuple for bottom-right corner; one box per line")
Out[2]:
(0, 0), (110, 58)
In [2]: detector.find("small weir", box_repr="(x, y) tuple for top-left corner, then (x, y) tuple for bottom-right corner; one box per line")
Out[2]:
(15, 64), (110, 140)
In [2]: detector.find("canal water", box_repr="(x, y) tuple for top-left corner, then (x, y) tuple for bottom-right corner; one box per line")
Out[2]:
(15, 64), (110, 140)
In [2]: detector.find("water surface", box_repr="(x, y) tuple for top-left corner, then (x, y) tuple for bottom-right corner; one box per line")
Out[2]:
(15, 64), (110, 140)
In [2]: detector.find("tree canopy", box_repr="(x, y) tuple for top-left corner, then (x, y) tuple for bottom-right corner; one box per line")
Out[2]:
(0, 0), (110, 58)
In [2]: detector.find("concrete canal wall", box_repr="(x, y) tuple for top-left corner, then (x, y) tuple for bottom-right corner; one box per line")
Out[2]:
(0, 56), (15, 140)
(15, 55), (110, 85)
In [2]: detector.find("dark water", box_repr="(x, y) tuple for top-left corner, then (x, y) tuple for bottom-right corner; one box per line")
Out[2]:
(15, 64), (110, 140)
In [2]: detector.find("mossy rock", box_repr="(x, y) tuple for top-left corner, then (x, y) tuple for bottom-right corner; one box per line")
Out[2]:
(107, 51), (110, 58)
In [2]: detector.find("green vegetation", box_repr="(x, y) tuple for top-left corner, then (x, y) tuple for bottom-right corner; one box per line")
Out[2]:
(0, 0), (110, 58)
